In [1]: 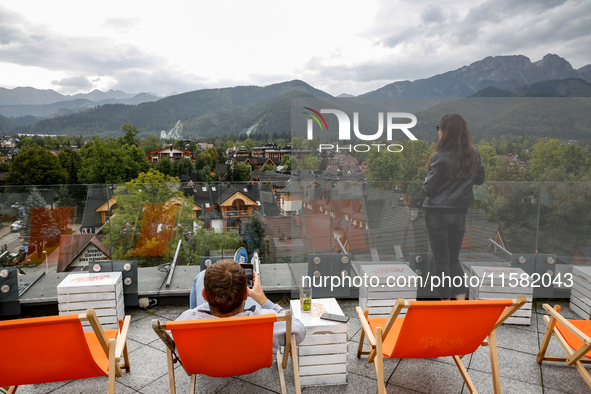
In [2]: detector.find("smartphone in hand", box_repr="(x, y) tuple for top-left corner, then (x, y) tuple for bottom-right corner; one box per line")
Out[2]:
(320, 313), (350, 323)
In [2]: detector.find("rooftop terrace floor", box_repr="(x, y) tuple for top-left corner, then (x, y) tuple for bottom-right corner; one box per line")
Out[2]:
(11, 299), (591, 394)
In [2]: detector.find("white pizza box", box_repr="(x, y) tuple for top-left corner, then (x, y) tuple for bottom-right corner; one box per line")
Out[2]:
(568, 267), (591, 319)
(60, 304), (125, 318)
(471, 266), (532, 286)
(503, 316), (531, 325)
(58, 281), (123, 303)
(58, 272), (125, 331)
(359, 287), (417, 300)
(573, 266), (591, 284)
(359, 264), (419, 288)
(469, 267), (531, 325)
(359, 265), (417, 318)
(291, 298), (348, 387)
(570, 287), (591, 319)
(57, 272), (123, 294)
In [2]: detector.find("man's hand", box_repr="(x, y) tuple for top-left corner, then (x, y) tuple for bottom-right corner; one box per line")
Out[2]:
(248, 271), (268, 306)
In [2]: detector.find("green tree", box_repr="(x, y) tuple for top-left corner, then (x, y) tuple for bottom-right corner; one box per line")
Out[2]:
(78, 138), (150, 184)
(204, 147), (219, 165)
(258, 163), (277, 172)
(176, 157), (195, 175)
(121, 124), (139, 146)
(562, 144), (588, 177)
(6, 146), (68, 185)
(241, 213), (266, 254)
(187, 141), (198, 154)
(243, 139), (255, 150)
(401, 140), (429, 181)
(103, 169), (194, 263)
(227, 162), (251, 182)
(156, 157), (174, 175)
(494, 160), (533, 181)
(58, 147), (82, 184)
(300, 156), (319, 170)
(141, 136), (161, 155)
(367, 147), (404, 186)
(174, 140), (186, 149)
(280, 155), (292, 170)
(530, 139), (563, 179)
(477, 143), (498, 180)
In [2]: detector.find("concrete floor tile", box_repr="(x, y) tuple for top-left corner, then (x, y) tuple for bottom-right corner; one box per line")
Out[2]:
(389, 358), (465, 393)
(536, 301), (579, 319)
(385, 384), (426, 393)
(116, 345), (170, 390)
(337, 299), (361, 318)
(348, 346), (399, 381)
(56, 377), (140, 393)
(540, 361), (591, 394)
(460, 367), (543, 394)
(5, 380), (71, 394)
(147, 337), (168, 353)
(238, 358), (299, 394)
(218, 379), (278, 393)
(348, 317), (362, 341)
(127, 315), (161, 345)
(125, 337), (144, 354)
(151, 305), (188, 321)
(127, 307), (152, 323)
(139, 372), (232, 394)
(494, 324), (540, 354)
(469, 346), (542, 385)
(303, 371), (384, 394)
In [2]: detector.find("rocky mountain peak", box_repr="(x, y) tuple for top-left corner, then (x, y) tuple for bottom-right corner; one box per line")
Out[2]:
(533, 54), (579, 80)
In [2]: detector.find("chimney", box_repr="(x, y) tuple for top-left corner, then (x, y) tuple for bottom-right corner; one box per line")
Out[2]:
(295, 213), (300, 227)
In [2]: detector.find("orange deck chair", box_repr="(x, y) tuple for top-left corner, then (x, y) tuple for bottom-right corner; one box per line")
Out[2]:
(0, 309), (131, 394)
(537, 304), (591, 388)
(152, 311), (301, 394)
(356, 297), (527, 394)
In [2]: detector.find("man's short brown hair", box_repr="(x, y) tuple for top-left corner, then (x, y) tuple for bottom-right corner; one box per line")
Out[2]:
(203, 259), (247, 314)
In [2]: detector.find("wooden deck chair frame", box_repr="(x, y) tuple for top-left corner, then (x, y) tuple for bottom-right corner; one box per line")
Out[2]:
(356, 296), (527, 394)
(2, 309), (131, 394)
(152, 310), (301, 394)
(537, 304), (591, 388)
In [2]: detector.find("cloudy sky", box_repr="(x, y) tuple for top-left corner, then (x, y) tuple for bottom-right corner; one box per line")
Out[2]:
(0, 0), (589, 96)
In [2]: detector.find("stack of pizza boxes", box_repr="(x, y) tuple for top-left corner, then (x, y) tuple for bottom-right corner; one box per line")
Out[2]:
(57, 271), (125, 331)
(359, 264), (418, 318)
(470, 266), (533, 325)
(571, 266), (591, 319)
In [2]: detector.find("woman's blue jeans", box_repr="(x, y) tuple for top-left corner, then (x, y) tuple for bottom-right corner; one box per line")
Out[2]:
(424, 211), (467, 300)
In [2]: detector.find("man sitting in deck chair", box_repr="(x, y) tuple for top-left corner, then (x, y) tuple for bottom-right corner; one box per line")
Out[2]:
(177, 259), (306, 358)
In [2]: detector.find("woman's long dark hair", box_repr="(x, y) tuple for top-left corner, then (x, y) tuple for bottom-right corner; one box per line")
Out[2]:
(426, 113), (477, 178)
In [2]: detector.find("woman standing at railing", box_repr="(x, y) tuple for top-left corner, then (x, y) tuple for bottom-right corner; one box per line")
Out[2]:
(422, 113), (485, 300)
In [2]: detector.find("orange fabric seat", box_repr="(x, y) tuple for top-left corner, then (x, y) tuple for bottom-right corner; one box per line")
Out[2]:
(152, 311), (301, 394)
(538, 304), (591, 389)
(0, 310), (131, 394)
(167, 314), (277, 377)
(556, 320), (591, 359)
(357, 297), (526, 394)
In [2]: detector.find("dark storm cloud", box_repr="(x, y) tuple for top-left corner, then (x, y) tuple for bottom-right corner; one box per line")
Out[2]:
(421, 4), (447, 24)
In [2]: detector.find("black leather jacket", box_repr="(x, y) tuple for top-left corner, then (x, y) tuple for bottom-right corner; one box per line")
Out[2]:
(422, 147), (485, 211)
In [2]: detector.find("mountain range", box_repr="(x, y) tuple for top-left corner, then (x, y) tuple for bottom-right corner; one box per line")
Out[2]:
(1, 53), (590, 138)
(362, 54), (590, 97)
